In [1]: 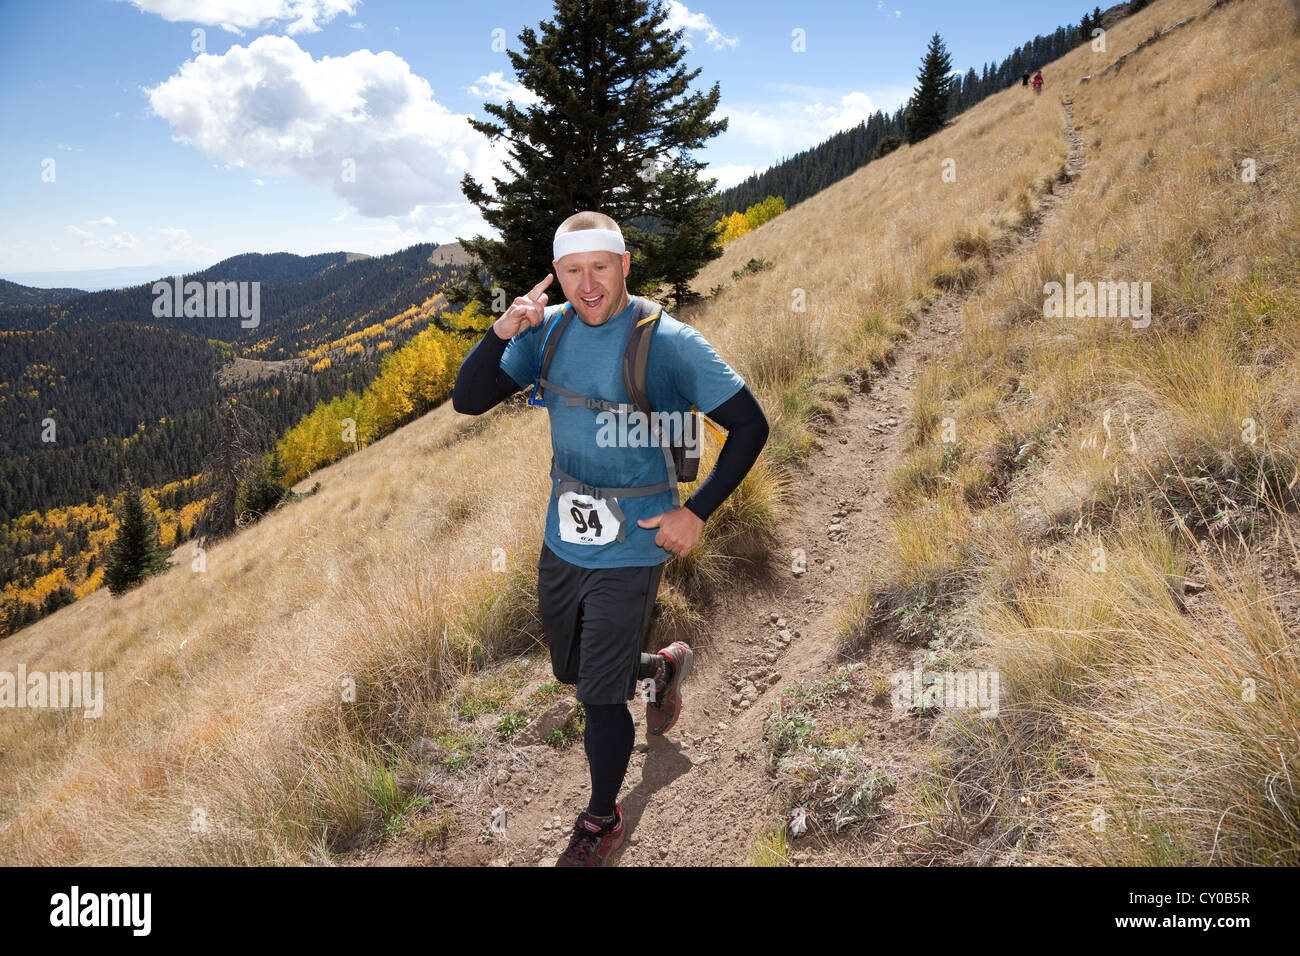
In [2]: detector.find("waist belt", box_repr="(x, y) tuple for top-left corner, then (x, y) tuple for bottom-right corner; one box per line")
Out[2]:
(550, 451), (680, 544)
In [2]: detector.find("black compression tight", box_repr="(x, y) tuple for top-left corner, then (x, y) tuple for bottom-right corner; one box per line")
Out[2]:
(583, 702), (634, 818)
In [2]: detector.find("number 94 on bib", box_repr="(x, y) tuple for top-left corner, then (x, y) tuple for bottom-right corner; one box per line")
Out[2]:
(557, 491), (621, 545)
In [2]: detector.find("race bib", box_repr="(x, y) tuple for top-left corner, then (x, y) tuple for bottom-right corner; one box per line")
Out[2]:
(557, 491), (621, 545)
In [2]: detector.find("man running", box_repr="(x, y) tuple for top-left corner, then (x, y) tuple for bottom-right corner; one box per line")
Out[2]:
(452, 210), (768, 866)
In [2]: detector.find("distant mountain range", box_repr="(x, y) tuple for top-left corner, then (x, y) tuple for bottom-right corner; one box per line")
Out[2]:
(0, 278), (89, 308)
(0, 241), (475, 524)
(1, 261), (206, 293)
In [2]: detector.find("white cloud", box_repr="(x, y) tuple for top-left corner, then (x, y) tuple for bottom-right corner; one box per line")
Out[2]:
(67, 225), (138, 250)
(466, 71), (541, 106)
(716, 84), (911, 162)
(252, 178), (265, 186)
(804, 90), (882, 132)
(88, 216), (119, 226)
(144, 35), (509, 224)
(349, 21), (364, 30)
(56, 144), (84, 151)
(663, 1), (738, 51)
(115, 0), (357, 35)
(707, 163), (760, 191)
(159, 227), (193, 251)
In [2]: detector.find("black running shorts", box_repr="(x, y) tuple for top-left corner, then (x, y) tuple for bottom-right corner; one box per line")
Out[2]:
(536, 543), (666, 705)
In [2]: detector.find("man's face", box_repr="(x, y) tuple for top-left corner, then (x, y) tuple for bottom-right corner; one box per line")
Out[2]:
(552, 249), (630, 326)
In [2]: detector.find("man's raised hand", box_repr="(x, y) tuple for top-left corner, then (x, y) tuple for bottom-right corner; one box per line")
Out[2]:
(493, 274), (554, 340)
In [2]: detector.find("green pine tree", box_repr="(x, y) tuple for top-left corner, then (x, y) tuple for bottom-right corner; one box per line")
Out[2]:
(905, 33), (955, 144)
(648, 157), (724, 308)
(236, 447), (291, 522)
(451, 0), (728, 314)
(104, 472), (172, 596)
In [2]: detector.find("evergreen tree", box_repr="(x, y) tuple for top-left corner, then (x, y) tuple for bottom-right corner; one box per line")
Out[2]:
(236, 448), (292, 522)
(196, 393), (269, 540)
(104, 472), (171, 595)
(872, 135), (902, 159)
(452, 0), (728, 314)
(905, 33), (955, 144)
(647, 156), (724, 308)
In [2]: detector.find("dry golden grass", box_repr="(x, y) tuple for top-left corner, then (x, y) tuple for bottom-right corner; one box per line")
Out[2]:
(6, 0), (1285, 866)
(853, 0), (1300, 864)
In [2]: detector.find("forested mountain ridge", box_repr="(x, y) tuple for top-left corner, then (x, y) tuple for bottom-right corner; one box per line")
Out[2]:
(0, 278), (87, 309)
(0, 243), (468, 356)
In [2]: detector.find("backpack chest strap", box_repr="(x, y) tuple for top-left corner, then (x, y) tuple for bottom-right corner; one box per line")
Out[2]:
(535, 376), (637, 414)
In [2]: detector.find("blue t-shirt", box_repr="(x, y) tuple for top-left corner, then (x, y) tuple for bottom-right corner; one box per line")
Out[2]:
(500, 295), (745, 569)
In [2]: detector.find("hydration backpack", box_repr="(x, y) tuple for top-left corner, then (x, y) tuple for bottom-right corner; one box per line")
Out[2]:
(527, 296), (723, 490)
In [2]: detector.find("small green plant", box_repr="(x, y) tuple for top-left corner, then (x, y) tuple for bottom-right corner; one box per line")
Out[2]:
(732, 257), (774, 280)
(433, 727), (482, 771)
(410, 810), (457, 849)
(895, 596), (943, 643)
(494, 713), (526, 739)
(362, 758), (430, 840)
(527, 680), (568, 710)
(763, 698), (817, 769)
(747, 825), (791, 866)
(763, 666), (893, 833)
(544, 702), (586, 749)
(457, 666), (526, 720)
(931, 261), (982, 292)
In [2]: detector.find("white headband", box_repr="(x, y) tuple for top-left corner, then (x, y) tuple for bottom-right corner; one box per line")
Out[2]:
(553, 227), (626, 262)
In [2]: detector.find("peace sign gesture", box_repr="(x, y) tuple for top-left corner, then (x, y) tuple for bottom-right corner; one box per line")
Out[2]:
(493, 274), (553, 340)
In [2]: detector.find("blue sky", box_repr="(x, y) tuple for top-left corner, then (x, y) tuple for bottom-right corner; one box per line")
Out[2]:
(1, 0), (1096, 284)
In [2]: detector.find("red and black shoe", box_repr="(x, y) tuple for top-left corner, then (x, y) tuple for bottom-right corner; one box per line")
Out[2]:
(555, 806), (625, 867)
(646, 641), (693, 736)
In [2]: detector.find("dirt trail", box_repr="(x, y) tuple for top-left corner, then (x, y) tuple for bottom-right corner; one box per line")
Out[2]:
(386, 100), (1085, 867)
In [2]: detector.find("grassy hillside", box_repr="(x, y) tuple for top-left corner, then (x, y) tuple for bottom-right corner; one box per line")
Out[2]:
(844, 0), (1300, 865)
(1, 0), (1295, 865)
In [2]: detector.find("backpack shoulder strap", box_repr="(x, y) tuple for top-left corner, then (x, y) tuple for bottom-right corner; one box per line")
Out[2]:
(622, 296), (682, 504)
(538, 302), (575, 380)
(621, 296), (661, 421)
(528, 303), (575, 405)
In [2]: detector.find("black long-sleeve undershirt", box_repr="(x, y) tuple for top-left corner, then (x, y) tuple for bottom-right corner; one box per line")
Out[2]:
(450, 323), (769, 523)
(680, 384), (767, 523)
(451, 324), (522, 414)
